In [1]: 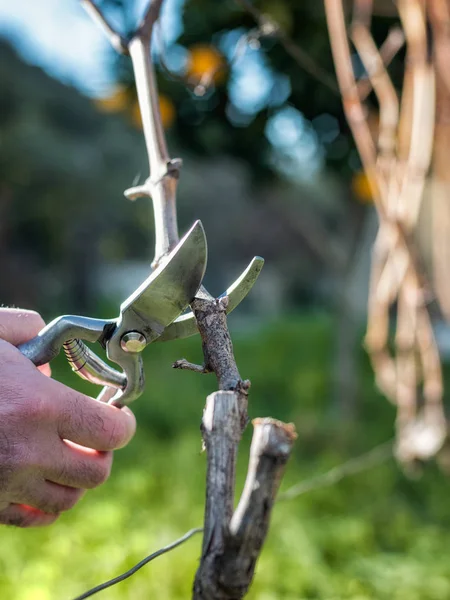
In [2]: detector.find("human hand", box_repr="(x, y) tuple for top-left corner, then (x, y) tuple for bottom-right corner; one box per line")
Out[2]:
(0, 308), (136, 527)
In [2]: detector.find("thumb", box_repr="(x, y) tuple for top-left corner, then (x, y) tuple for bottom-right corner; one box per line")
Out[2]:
(0, 308), (46, 346)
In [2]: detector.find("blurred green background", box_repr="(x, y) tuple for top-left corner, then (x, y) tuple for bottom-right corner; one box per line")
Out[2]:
(1, 320), (449, 600)
(0, 1), (449, 599)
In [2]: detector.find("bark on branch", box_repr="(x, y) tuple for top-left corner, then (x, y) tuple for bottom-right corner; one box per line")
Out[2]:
(221, 419), (297, 595)
(193, 395), (296, 599)
(181, 295), (296, 599)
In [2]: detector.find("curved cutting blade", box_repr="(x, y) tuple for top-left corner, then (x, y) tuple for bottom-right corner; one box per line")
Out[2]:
(156, 256), (264, 343)
(117, 220), (208, 342)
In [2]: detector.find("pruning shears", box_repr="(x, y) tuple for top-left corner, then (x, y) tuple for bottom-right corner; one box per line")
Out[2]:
(18, 221), (207, 407)
(18, 220), (264, 407)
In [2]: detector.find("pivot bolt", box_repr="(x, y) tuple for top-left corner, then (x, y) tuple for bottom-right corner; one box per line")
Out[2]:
(120, 331), (147, 353)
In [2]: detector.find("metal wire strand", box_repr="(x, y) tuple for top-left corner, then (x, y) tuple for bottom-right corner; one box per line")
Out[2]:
(71, 528), (203, 600)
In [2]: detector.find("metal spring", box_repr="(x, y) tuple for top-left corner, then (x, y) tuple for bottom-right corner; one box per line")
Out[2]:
(63, 338), (126, 389)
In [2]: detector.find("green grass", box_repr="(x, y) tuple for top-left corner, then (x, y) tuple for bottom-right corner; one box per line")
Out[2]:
(1, 315), (449, 600)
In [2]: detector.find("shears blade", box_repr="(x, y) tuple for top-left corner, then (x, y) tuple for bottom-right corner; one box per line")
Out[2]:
(156, 256), (264, 342)
(117, 220), (207, 342)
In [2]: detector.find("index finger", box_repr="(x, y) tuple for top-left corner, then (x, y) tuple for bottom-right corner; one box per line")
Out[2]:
(0, 309), (45, 346)
(44, 377), (136, 451)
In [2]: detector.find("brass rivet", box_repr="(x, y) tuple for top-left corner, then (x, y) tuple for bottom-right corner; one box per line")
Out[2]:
(120, 331), (147, 353)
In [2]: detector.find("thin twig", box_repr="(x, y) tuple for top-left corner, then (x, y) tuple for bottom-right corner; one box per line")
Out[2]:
(137, 0), (165, 38)
(430, 7), (450, 319)
(428, 0), (450, 95)
(326, 0), (447, 465)
(357, 26), (406, 101)
(394, 0), (444, 445)
(81, 0), (129, 54)
(172, 358), (211, 373)
(84, 0), (179, 265)
(351, 21), (399, 172)
(71, 528), (203, 600)
(324, 0), (378, 178)
(352, 0), (373, 29)
(128, 1), (180, 265)
(351, 12), (402, 402)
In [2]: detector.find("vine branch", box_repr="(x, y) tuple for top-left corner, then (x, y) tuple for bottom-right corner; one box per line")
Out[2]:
(324, 0), (447, 466)
(81, 0), (129, 54)
(83, 3), (296, 599)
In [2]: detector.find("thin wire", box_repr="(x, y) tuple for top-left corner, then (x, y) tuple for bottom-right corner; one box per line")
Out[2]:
(71, 527), (203, 600)
(277, 439), (393, 502)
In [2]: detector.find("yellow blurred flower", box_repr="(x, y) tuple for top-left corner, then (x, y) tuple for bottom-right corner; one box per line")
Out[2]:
(94, 86), (130, 113)
(186, 45), (226, 87)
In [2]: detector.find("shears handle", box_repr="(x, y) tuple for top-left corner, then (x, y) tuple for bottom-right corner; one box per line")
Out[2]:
(18, 315), (111, 365)
(17, 315), (142, 407)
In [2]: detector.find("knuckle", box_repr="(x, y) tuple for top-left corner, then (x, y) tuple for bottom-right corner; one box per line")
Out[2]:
(58, 489), (83, 513)
(40, 498), (61, 514)
(15, 392), (49, 424)
(0, 433), (14, 490)
(62, 392), (102, 440)
(10, 446), (32, 474)
(106, 418), (128, 450)
(0, 436), (32, 491)
(65, 454), (112, 489)
(0, 373), (50, 425)
(25, 311), (46, 334)
(0, 463), (14, 494)
(0, 309), (45, 343)
(58, 391), (132, 450)
(43, 487), (83, 514)
(86, 455), (112, 488)
(51, 460), (72, 488)
(60, 394), (85, 435)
